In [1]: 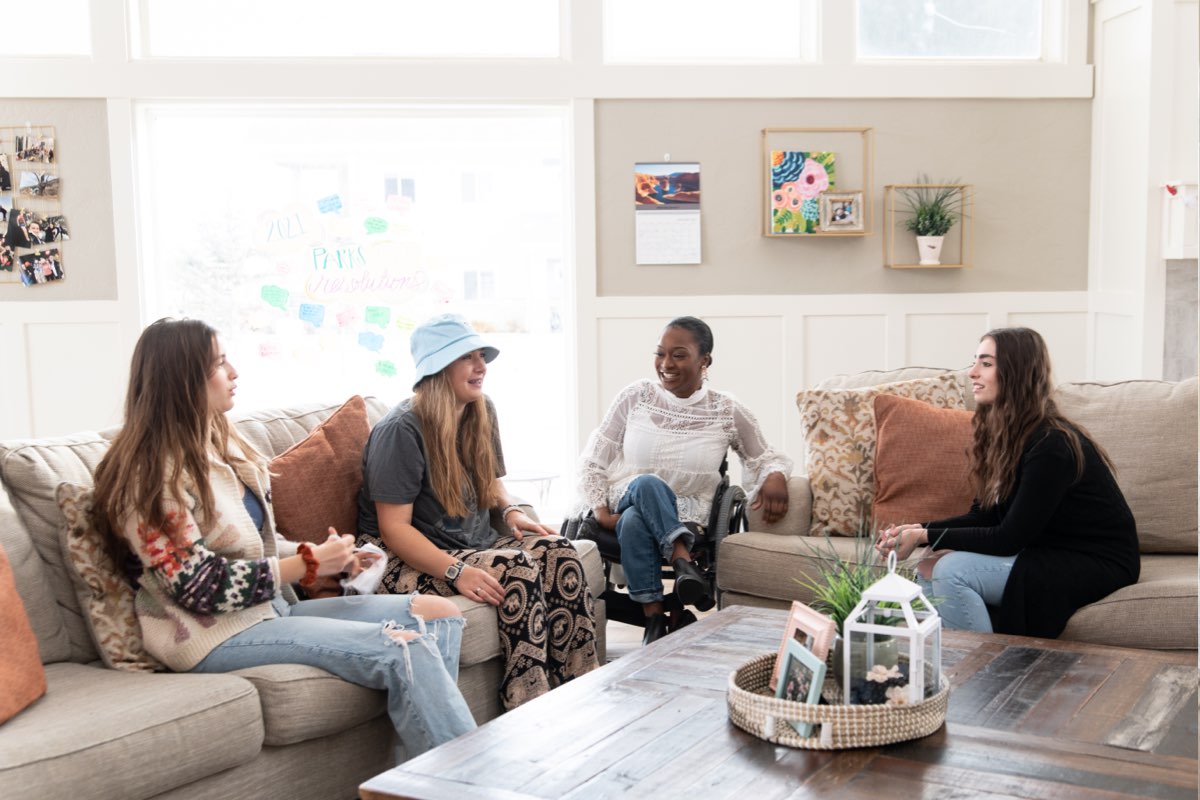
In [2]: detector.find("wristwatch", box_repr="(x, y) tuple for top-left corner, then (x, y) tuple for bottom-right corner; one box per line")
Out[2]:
(443, 560), (466, 584)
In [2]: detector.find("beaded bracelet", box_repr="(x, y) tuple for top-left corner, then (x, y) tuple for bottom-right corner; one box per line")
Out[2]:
(501, 504), (523, 523)
(296, 543), (320, 589)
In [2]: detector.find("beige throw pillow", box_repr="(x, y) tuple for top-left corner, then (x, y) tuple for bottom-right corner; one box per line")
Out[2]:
(796, 374), (967, 536)
(56, 482), (163, 672)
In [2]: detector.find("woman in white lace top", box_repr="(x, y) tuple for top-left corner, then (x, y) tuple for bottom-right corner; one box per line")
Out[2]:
(578, 317), (793, 644)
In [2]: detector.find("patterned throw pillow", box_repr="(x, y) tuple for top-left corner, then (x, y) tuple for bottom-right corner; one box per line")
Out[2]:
(796, 374), (966, 536)
(56, 482), (163, 672)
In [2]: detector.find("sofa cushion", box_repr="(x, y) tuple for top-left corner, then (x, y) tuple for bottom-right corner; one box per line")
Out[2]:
(873, 395), (975, 529)
(745, 475), (814, 536)
(0, 662), (262, 800)
(55, 483), (162, 672)
(0, 432), (112, 664)
(1054, 378), (1198, 554)
(232, 397), (390, 461)
(1059, 555), (1197, 650)
(231, 663), (385, 746)
(0, 487), (71, 664)
(796, 374), (967, 536)
(717, 530), (883, 605)
(0, 543), (47, 723)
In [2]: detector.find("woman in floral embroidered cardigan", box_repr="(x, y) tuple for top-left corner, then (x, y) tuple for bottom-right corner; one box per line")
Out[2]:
(91, 318), (476, 758)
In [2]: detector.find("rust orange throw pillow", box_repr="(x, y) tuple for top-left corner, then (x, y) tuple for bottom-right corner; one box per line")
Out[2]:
(270, 396), (370, 597)
(0, 544), (47, 723)
(872, 394), (975, 529)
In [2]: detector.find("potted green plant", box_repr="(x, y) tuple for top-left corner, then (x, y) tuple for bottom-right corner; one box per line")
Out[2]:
(896, 178), (965, 266)
(795, 534), (921, 689)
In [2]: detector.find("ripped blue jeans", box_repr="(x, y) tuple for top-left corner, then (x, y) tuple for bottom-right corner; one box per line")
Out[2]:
(192, 593), (475, 758)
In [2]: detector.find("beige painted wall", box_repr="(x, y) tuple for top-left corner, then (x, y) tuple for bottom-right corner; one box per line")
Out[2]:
(596, 98), (1091, 296)
(0, 99), (115, 302)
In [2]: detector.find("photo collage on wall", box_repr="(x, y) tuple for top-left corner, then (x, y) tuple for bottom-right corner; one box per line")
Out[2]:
(0, 125), (68, 286)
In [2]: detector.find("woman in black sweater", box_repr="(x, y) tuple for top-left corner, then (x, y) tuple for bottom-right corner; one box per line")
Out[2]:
(877, 327), (1139, 637)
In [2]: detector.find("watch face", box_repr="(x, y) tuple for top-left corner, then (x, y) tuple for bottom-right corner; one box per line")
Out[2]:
(445, 561), (463, 580)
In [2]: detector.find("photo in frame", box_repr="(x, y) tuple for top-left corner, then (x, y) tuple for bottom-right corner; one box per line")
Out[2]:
(762, 127), (873, 237)
(770, 600), (838, 692)
(774, 638), (827, 737)
(820, 191), (864, 232)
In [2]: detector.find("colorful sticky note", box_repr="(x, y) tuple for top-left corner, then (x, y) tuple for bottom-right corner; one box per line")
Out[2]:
(336, 309), (358, 328)
(317, 194), (343, 214)
(298, 303), (325, 327)
(376, 360), (397, 377)
(358, 332), (384, 352)
(259, 342), (282, 358)
(364, 216), (388, 234)
(394, 316), (418, 331)
(260, 285), (289, 309)
(365, 306), (390, 328)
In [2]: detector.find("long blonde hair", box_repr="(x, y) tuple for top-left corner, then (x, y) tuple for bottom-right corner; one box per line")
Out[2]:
(411, 370), (501, 517)
(93, 319), (261, 564)
(971, 327), (1111, 507)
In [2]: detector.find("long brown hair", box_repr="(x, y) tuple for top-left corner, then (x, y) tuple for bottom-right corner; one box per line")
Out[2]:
(93, 318), (260, 563)
(970, 327), (1111, 507)
(411, 370), (501, 517)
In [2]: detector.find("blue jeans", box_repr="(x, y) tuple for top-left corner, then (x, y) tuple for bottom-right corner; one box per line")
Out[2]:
(917, 551), (1015, 632)
(615, 475), (694, 604)
(192, 594), (476, 758)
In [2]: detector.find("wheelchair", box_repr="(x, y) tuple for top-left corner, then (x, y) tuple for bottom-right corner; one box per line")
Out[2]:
(561, 459), (747, 629)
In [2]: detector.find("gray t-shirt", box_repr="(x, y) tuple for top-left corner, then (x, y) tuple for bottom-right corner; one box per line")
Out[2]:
(357, 396), (506, 551)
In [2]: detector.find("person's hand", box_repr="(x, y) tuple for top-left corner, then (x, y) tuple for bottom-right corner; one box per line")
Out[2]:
(751, 472), (790, 524)
(454, 565), (504, 606)
(312, 529), (357, 575)
(344, 548), (382, 577)
(505, 509), (558, 541)
(875, 524), (926, 561)
(594, 507), (621, 530)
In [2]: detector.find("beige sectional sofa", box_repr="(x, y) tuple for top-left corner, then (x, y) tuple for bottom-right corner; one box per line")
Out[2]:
(0, 398), (607, 800)
(717, 367), (1198, 652)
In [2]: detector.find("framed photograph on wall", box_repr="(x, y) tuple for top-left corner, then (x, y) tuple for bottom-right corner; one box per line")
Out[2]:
(762, 126), (872, 238)
(770, 601), (837, 692)
(820, 191), (864, 232)
(774, 638), (827, 737)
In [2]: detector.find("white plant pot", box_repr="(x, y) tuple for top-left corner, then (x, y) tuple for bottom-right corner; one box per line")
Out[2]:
(916, 235), (945, 266)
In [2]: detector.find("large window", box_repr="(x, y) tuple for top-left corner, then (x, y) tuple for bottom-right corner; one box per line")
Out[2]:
(0, 0), (89, 55)
(134, 0), (560, 58)
(858, 0), (1047, 61)
(137, 104), (574, 516)
(604, 0), (817, 63)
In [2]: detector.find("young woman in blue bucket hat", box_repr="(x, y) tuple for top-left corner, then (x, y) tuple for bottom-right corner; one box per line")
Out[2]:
(357, 314), (598, 710)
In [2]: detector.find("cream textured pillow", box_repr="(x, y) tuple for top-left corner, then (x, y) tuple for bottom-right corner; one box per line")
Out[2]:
(56, 482), (163, 672)
(796, 374), (966, 536)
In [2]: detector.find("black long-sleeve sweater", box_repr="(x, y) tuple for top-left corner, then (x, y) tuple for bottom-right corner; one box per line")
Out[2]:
(927, 424), (1140, 638)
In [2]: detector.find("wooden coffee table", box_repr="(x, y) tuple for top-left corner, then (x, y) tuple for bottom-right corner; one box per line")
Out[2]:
(360, 605), (1198, 799)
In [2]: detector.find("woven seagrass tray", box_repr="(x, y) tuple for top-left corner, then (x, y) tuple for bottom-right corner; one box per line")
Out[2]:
(727, 652), (950, 750)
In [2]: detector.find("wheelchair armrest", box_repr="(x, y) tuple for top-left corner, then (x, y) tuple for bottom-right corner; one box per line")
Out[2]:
(743, 474), (812, 536)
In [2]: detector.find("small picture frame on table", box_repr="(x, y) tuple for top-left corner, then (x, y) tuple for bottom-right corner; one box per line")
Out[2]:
(775, 638), (827, 737)
(770, 601), (837, 692)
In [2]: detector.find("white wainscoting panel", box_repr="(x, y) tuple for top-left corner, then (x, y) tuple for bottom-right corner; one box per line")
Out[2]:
(1093, 311), (1140, 380)
(27, 321), (125, 437)
(803, 315), (888, 387)
(906, 313), (990, 368)
(1008, 311), (1089, 383)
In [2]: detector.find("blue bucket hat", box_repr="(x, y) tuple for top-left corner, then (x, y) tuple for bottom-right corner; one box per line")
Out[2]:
(410, 313), (499, 388)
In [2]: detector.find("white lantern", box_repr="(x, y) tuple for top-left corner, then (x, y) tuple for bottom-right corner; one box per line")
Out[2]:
(842, 551), (941, 705)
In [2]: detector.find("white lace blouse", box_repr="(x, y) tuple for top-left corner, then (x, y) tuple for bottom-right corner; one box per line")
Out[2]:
(578, 380), (794, 525)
